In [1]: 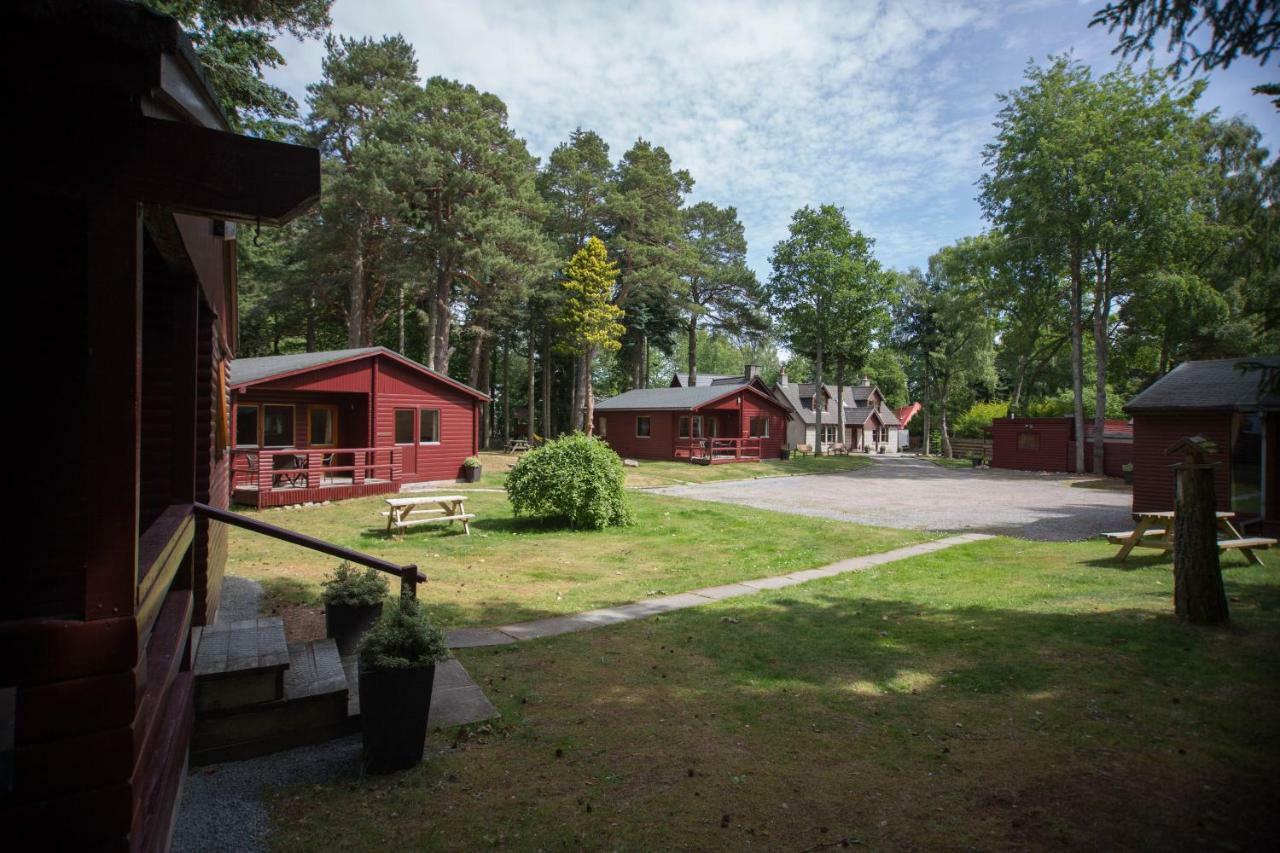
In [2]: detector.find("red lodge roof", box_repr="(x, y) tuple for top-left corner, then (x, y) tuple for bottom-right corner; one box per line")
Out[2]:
(230, 346), (489, 400)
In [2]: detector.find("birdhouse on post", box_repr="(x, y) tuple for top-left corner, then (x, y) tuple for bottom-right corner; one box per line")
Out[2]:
(1166, 435), (1228, 625)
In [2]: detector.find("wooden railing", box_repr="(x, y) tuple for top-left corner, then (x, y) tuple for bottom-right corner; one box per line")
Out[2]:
(193, 502), (425, 599)
(230, 446), (401, 492)
(676, 437), (763, 463)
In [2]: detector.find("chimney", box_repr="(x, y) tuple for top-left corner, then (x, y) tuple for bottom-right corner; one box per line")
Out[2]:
(860, 376), (871, 386)
(744, 364), (760, 381)
(778, 368), (788, 386)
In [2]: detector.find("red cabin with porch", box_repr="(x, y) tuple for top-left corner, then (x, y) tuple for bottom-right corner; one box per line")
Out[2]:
(593, 378), (791, 463)
(229, 348), (487, 507)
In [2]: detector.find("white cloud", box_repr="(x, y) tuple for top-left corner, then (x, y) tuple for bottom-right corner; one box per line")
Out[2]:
(270, 0), (1280, 275)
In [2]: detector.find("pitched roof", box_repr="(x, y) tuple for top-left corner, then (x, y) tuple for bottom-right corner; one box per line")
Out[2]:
(597, 380), (785, 412)
(1125, 356), (1280, 412)
(671, 372), (736, 387)
(896, 402), (922, 428)
(229, 346), (489, 400)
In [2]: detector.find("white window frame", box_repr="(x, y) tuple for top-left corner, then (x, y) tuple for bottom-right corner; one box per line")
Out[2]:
(393, 408), (415, 445)
(418, 408), (441, 444)
(636, 415), (652, 438)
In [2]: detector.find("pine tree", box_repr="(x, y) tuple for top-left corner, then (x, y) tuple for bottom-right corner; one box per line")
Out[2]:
(560, 237), (625, 435)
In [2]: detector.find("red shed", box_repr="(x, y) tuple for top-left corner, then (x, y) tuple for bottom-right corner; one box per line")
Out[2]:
(2, 2), (319, 848)
(593, 378), (791, 463)
(991, 417), (1133, 476)
(1126, 356), (1279, 537)
(229, 347), (488, 506)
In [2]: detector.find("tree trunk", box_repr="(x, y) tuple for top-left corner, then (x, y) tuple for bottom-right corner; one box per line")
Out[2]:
(641, 334), (649, 389)
(1173, 460), (1229, 624)
(584, 345), (597, 436)
(397, 283), (406, 354)
(836, 361), (846, 450)
(305, 286), (317, 353)
(432, 266), (452, 373)
(813, 336), (824, 456)
(541, 331), (552, 438)
(1092, 256), (1110, 478)
(569, 357), (582, 432)
(687, 317), (698, 386)
(478, 339), (493, 450)
(347, 220), (366, 348)
(502, 336), (512, 443)
(939, 377), (953, 458)
(921, 394), (932, 456)
(527, 321), (536, 440)
(1069, 238), (1086, 474)
(424, 286), (437, 370)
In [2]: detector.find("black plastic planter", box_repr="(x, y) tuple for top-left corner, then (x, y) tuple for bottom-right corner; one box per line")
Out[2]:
(325, 601), (383, 657)
(360, 662), (436, 773)
(464, 466), (482, 483)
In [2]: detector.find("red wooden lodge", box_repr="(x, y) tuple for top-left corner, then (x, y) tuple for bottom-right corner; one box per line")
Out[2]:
(2, 2), (326, 848)
(592, 370), (792, 463)
(1126, 356), (1278, 537)
(990, 416), (1134, 477)
(229, 347), (487, 507)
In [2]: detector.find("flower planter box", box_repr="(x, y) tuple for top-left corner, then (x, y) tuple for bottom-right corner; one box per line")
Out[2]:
(325, 600), (383, 657)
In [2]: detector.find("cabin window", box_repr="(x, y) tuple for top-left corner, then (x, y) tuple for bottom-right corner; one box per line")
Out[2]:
(1231, 412), (1264, 516)
(262, 405), (294, 447)
(678, 416), (690, 438)
(235, 405), (259, 447)
(636, 416), (651, 437)
(1017, 432), (1040, 451)
(308, 406), (337, 447)
(800, 396), (814, 410)
(394, 409), (415, 444)
(750, 416), (770, 438)
(821, 425), (839, 444)
(419, 409), (441, 443)
(692, 415), (704, 438)
(706, 417), (718, 437)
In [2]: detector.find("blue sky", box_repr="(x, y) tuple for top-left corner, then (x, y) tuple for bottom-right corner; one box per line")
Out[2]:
(268, 0), (1279, 277)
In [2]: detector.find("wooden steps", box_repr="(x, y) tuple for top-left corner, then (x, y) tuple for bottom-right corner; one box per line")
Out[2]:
(191, 624), (351, 765)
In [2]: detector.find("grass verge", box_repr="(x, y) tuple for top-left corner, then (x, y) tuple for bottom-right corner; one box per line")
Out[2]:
(267, 537), (1279, 851)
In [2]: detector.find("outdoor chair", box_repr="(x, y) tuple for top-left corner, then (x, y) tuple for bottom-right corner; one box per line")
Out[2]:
(272, 453), (307, 488)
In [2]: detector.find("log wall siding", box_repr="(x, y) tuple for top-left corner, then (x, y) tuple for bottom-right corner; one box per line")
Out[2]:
(375, 358), (478, 482)
(193, 307), (228, 626)
(990, 418), (1074, 472)
(1132, 412), (1233, 514)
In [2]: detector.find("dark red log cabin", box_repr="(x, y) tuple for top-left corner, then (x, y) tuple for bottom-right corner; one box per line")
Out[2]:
(2, 2), (319, 849)
(1126, 356), (1279, 537)
(228, 347), (487, 506)
(593, 376), (791, 463)
(990, 417), (1134, 477)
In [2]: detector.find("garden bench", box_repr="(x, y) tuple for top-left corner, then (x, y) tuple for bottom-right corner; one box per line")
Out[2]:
(793, 444), (813, 457)
(383, 495), (473, 537)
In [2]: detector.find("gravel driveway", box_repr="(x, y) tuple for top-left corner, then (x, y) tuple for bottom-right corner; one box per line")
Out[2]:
(649, 456), (1131, 541)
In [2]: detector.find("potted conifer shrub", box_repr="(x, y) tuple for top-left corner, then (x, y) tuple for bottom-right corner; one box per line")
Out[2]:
(322, 562), (388, 657)
(358, 596), (449, 773)
(1122, 462), (1135, 485)
(462, 455), (483, 483)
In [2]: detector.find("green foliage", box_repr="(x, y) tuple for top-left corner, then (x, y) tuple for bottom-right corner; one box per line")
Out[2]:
(359, 596), (449, 671)
(1024, 390), (1128, 419)
(681, 202), (766, 378)
(561, 237), (625, 355)
(463, 456), (483, 469)
(952, 402), (1010, 438)
(139, 0), (332, 137)
(321, 562), (388, 608)
(505, 433), (633, 530)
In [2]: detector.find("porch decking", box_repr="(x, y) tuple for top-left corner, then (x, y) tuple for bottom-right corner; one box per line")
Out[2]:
(231, 447), (402, 508)
(675, 437), (763, 465)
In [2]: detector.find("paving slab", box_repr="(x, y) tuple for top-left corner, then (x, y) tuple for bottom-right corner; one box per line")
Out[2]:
(687, 583), (761, 600)
(740, 575), (807, 590)
(446, 627), (518, 648)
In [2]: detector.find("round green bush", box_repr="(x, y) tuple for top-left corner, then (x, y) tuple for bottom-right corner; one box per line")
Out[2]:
(505, 432), (633, 530)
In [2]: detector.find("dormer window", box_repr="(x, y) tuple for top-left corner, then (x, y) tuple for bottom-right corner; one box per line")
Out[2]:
(800, 396), (814, 409)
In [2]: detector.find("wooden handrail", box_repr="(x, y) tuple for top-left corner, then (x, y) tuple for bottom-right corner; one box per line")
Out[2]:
(193, 502), (424, 599)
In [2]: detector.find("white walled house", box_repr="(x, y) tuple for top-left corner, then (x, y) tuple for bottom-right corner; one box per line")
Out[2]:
(772, 374), (903, 451)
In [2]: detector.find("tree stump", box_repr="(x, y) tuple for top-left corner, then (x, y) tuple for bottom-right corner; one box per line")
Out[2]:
(1169, 436), (1229, 625)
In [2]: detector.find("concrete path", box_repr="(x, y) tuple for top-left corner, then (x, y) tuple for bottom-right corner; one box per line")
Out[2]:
(648, 456), (1131, 541)
(446, 532), (991, 648)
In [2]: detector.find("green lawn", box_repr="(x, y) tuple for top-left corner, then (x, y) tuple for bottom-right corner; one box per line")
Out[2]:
(476, 450), (876, 489)
(268, 538), (1280, 851)
(928, 454), (977, 470)
(229, 488), (928, 628)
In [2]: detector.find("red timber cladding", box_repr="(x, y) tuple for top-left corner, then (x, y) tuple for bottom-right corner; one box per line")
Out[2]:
(1066, 439), (1134, 477)
(375, 358), (479, 482)
(234, 389), (371, 449)
(730, 393), (787, 459)
(1132, 411), (1232, 514)
(596, 411), (679, 460)
(235, 479), (400, 508)
(990, 418), (1073, 471)
(194, 304), (227, 626)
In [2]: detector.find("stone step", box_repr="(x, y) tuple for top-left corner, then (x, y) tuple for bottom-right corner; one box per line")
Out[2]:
(342, 656), (498, 731)
(193, 617), (289, 713)
(191, 639), (351, 765)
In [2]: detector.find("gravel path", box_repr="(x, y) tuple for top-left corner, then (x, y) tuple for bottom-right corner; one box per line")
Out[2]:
(173, 735), (364, 852)
(649, 456), (1131, 541)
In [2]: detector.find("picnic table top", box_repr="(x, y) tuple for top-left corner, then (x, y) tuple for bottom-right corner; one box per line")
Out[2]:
(386, 494), (466, 506)
(1134, 510), (1235, 520)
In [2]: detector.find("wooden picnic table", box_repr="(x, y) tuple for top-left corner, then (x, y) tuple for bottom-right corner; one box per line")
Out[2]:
(504, 438), (531, 454)
(383, 494), (474, 536)
(1105, 510), (1275, 566)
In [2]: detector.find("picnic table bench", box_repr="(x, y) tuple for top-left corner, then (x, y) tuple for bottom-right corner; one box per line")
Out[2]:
(503, 438), (531, 454)
(1105, 510), (1275, 566)
(383, 494), (474, 536)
